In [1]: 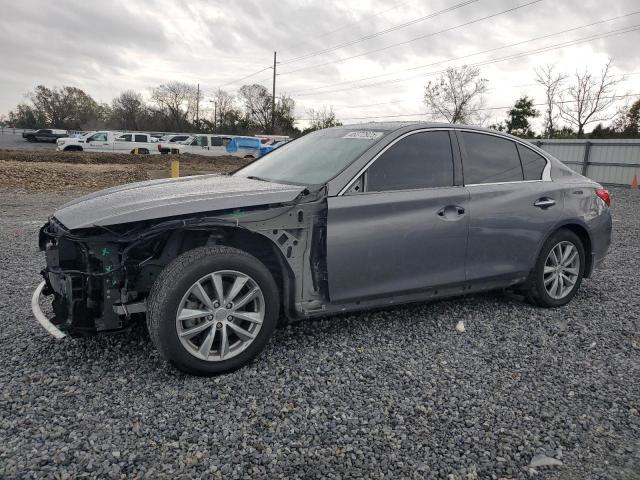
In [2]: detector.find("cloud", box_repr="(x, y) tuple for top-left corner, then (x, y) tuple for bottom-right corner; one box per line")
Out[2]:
(0, 0), (639, 129)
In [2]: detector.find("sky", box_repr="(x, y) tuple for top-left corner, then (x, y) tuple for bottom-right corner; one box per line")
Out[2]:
(1, 0), (639, 131)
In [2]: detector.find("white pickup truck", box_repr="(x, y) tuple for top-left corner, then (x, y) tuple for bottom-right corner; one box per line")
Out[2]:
(157, 134), (264, 158)
(57, 131), (160, 154)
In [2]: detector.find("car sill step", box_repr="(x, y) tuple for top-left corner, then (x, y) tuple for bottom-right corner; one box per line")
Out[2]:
(31, 281), (66, 339)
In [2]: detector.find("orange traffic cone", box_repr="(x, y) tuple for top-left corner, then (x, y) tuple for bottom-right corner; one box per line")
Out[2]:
(632, 174), (639, 190)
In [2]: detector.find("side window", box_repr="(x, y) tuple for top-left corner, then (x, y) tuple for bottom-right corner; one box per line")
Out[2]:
(192, 136), (208, 147)
(366, 131), (454, 192)
(222, 137), (231, 146)
(90, 132), (108, 142)
(517, 144), (547, 180)
(134, 134), (147, 142)
(461, 132), (523, 184)
(116, 134), (132, 142)
(211, 136), (223, 147)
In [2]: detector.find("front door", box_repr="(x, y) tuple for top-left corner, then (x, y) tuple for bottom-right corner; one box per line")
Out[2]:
(327, 130), (469, 303)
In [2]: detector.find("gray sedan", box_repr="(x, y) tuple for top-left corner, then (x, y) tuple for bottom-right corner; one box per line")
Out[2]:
(34, 122), (612, 375)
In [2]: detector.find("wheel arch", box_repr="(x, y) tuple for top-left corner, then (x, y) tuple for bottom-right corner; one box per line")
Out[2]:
(540, 220), (593, 278)
(148, 226), (296, 321)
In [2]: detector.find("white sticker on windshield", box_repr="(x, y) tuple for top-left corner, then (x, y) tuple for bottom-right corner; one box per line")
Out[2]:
(342, 131), (384, 140)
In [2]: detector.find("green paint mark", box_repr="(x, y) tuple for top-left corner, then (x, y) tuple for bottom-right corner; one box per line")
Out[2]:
(101, 247), (111, 256)
(105, 264), (113, 273)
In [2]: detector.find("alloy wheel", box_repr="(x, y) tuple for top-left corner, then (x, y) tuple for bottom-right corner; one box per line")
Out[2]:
(175, 270), (265, 361)
(543, 241), (580, 300)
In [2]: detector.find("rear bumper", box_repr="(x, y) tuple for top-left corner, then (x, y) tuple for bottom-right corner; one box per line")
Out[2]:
(31, 281), (66, 339)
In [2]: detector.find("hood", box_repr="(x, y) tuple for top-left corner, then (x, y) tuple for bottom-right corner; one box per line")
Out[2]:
(54, 174), (306, 229)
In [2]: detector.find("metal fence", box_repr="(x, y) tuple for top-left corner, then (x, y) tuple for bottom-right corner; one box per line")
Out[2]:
(532, 139), (640, 186)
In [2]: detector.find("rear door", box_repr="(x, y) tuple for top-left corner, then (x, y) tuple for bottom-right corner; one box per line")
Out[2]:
(327, 129), (469, 303)
(457, 130), (564, 281)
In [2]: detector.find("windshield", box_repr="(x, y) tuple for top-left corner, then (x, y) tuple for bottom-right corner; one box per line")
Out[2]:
(234, 128), (387, 185)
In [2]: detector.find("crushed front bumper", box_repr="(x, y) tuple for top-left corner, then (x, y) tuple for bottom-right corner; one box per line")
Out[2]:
(31, 281), (66, 339)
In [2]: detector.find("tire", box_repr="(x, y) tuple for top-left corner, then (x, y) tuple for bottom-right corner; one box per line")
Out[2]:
(147, 246), (280, 375)
(64, 146), (82, 152)
(26, 136), (35, 142)
(526, 229), (585, 307)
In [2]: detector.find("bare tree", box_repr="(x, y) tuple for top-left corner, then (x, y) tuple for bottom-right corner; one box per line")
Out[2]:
(535, 64), (567, 138)
(305, 105), (341, 131)
(151, 81), (198, 130)
(211, 89), (237, 129)
(238, 84), (272, 132)
(558, 60), (621, 138)
(424, 65), (488, 124)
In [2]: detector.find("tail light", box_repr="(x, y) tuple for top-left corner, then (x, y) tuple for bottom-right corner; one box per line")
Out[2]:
(157, 144), (162, 152)
(595, 188), (611, 207)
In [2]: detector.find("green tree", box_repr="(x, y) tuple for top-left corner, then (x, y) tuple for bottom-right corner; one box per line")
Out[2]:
(505, 96), (538, 137)
(28, 85), (100, 129)
(111, 90), (148, 130)
(303, 105), (342, 133)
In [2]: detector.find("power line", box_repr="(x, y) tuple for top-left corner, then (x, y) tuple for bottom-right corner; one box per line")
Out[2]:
(212, 66), (273, 91)
(279, 0), (542, 76)
(289, 22), (640, 97)
(280, 0), (481, 65)
(297, 93), (640, 121)
(309, 0), (416, 40)
(288, 12), (640, 95)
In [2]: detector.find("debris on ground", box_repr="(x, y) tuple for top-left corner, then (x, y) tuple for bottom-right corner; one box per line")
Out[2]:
(529, 454), (564, 468)
(455, 320), (466, 333)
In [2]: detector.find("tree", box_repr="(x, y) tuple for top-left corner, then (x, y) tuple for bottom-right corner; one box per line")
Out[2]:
(612, 98), (640, 136)
(21, 85), (100, 129)
(8, 103), (45, 128)
(111, 90), (147, 130)
(151, 81), (199, 131)
(211, 89), (238, 131)
(535, 64), (566, 138)
(505, 96), (538, 137)
(273, 94), (298, 136)
(423, 65), (488, 124)
(304, 105), (342, 132)
(558, 59), (621, 138)
(238, 84), (273, 132)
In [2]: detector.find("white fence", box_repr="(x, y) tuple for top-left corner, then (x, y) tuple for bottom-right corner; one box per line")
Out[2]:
(532, 139), (640, 186)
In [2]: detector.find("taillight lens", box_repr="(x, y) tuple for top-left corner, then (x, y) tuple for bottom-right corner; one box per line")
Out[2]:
(157, 144), (162, 152)
(595, 188), (611, 207)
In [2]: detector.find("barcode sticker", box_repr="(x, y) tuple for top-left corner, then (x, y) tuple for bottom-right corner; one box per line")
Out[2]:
(342, 131), (384, 140)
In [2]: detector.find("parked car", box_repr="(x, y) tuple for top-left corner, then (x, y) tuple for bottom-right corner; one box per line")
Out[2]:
(158, 134), (262, 158)
(22, 129), (68, 142)
(158, 134), (191, 144)
(32, 122), (612, 375)
(57, 131), (159, 154)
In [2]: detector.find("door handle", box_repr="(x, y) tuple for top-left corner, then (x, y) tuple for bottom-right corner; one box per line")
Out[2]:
(438, 205), (465, 219)
(534, 198), (556, 209)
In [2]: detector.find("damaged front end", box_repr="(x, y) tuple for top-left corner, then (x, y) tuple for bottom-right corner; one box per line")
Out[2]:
(34, 185), (329, 338)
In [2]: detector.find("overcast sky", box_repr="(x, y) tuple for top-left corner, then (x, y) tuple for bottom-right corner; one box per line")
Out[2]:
(1, 0), (639, 130)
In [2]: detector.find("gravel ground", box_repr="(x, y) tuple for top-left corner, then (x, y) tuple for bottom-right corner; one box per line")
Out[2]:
(0, 187), (638, 479)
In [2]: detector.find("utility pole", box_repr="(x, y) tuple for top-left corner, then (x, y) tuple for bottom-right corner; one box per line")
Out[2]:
(196, 83), (200, 128)
(271, 51), (277, 134)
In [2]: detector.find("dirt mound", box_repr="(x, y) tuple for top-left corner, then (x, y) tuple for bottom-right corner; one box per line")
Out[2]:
(0, 150), (254, 192)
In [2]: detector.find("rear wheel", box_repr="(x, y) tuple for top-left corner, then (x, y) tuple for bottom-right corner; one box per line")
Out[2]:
(526, 229), (585, 307)
(147, 246), (280, 375)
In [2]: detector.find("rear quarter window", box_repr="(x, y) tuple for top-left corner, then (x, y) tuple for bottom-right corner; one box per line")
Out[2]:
(517, 144), (547, 180)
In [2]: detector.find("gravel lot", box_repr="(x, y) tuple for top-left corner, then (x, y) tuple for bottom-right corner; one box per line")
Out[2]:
(0, 187), (638, 479)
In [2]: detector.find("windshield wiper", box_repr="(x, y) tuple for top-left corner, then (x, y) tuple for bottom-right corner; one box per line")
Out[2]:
(246, 176), (270, 182)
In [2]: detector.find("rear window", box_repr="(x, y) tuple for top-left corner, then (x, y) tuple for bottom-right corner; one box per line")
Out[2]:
(134, 134), (147, 142)
(461, 132), (523, 184)
(517, 144), (547, 180)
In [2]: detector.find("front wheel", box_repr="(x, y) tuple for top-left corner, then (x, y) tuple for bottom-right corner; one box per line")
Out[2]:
(526, 229), (585, 307)
(147, 246), (280, 375)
